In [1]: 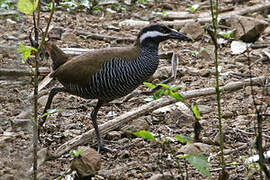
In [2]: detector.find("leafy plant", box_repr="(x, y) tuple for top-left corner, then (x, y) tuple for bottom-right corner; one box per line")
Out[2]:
(17, 44), (37, 63)
(143, 82), (183, 102)
(134, 130), (211, 177)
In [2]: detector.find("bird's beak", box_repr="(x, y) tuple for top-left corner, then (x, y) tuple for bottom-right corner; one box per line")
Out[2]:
(169, 30), (192, 41)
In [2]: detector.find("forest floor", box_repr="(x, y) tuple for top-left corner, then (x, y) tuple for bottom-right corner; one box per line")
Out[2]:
(0, 0), (270, 179)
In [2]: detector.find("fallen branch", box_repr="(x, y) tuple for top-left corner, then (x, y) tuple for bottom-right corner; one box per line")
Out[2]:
(50, 76), (269, 158)
(0, 67), (50, 77)
(76, 31), (135, 43)
(160, 3), (270, 27)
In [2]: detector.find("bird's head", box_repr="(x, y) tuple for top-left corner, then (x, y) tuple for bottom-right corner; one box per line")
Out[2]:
(137, 24), (192, 46)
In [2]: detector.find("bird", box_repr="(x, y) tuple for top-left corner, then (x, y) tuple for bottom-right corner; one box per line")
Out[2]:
(41, 24), (191, 152)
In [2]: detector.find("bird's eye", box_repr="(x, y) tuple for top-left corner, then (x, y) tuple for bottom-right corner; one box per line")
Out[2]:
(160, 27), (168, 34)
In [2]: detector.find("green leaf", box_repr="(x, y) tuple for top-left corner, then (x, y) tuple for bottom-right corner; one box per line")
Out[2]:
(192, 104), (201, 119)
(17, 44), (37, 63)
(17, 0), (38, 15)
(157, 83), (170, 89)
(187, 4), (200, 12)
(153, 89), (164, 100)
(70, 149), (85, 157)
(164, 89), (170, 96)
(161, 10), (167, 16)
(133, 130), (156, 141)
(218, 30), (234, 39)
(171, 85), (182, 91)
(41, 108), (61, 118)
(177, 154), (187, 159)
(144, 82), (156, 89)
(169, 91), (184, 102)
(175, 134), (193, 144)
(186, 154), (211, 177)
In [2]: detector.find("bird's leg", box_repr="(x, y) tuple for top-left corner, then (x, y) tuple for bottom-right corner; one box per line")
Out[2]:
(39, 87), (67, 137)
(91, 100), (116, 153)
(90, 100), (104, 152)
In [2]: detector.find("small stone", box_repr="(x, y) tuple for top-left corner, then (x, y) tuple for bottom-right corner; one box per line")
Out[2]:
(119, 150), (130, 159)
(106, 131), (122, 140)
(70, 148), (101, 178)
(222, 111), (234, 118)
(180, 21), (204, 40)
(153, 101), (195, 124)
(62, 31), (78, 43)
(199, 69), (210, 77)
(178, 143), (212, 155)
(119, 19), (149, 28)
(148, 173), (174, 180)
(197, 105), (212, 114)
(199, 120), (208, 126)
(121, 116), (150, 133)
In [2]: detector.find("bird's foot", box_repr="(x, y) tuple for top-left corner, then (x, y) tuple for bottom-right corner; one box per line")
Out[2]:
(97, 142), (116, 153)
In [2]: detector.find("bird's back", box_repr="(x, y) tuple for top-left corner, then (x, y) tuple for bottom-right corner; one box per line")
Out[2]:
(51, 45), (159, 101)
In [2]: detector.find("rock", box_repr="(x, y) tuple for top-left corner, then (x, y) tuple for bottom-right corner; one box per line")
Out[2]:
(119, 19), (149, 28)
(197, 105), (212, 114)
(178, 143), (212, 155)
(148, 173), (174, 180)
(70, 148), (101, 178)
(197, 49), (212, 61)
(180, 21), (204, 40)
(10, 119), (31, 131)
(62, 31), (78, 43)
(0, 174), (15, 180)
(153, 101), (195, 124)
(106, 131), (122, 140)
(231, 40), (249, 55)
(221, 15), (268, 43)
(121, 116), (150, 132)
(199, 69), (210, 77)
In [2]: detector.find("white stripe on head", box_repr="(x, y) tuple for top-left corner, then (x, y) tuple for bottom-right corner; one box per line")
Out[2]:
(139, 31), (168, 43)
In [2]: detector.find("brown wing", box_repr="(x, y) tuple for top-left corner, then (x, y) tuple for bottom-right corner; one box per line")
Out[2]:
(50, 46), (140, 86)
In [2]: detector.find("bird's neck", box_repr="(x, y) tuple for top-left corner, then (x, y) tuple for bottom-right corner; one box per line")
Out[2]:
(132, 42), (160, 80)
(139, 42), (159, 61)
